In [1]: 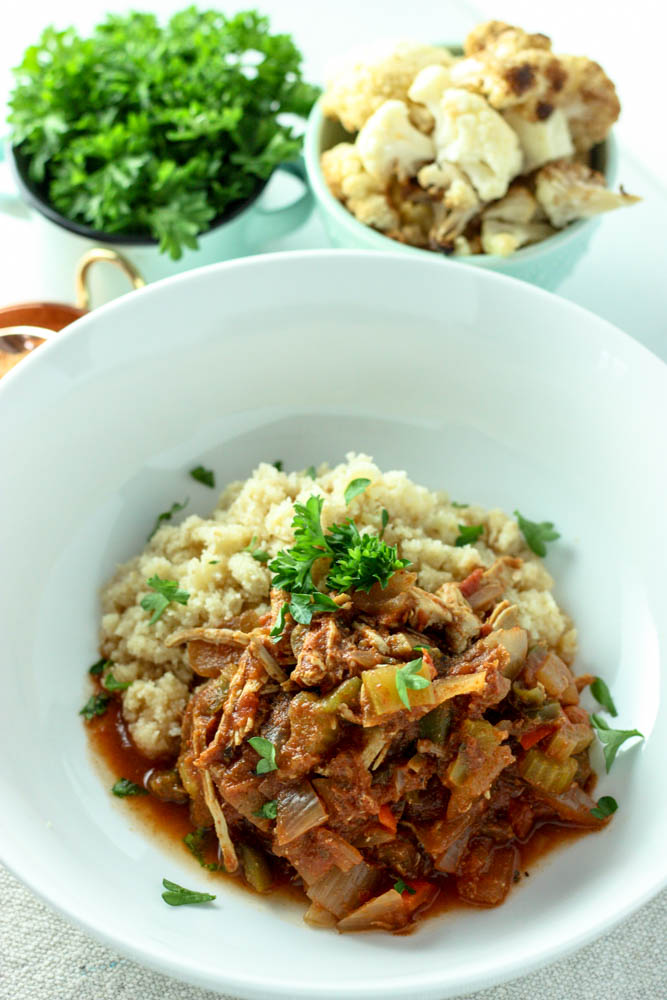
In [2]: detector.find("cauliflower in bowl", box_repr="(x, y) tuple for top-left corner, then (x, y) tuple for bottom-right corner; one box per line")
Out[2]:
(320, 21), (639, 257)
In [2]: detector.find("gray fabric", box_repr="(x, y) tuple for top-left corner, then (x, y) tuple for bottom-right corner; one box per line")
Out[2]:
(0, 862), (664, 999)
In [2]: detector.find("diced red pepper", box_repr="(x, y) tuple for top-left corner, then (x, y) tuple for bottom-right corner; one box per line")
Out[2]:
(378, 804), (397, 834)
(519, 725), (555, 750)
(459, 568), (484, 598)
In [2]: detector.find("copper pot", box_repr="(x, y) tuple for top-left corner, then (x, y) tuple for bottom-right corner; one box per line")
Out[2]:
(0, 248), (144, 377)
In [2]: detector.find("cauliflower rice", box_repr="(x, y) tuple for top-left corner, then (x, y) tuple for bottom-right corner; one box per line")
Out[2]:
(100, 454), (575, 757)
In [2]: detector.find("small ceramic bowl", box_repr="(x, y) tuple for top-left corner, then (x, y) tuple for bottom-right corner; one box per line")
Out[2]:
(1, 143), (312, 303)
(304, 98), (617, 291)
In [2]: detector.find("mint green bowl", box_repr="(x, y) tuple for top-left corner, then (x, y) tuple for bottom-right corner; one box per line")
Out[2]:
(304, 97), (618, 291)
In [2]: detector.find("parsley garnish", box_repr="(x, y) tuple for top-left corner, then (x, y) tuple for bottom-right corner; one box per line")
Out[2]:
(591, 677), (618, 717)
(451, 501), (468, 509)
(455, 524), (484, 547)
(140, 575), (190, 624)
(209, 560), (220, 565)
(305, 465), (317, 479)
(273, 460), (284, 471)
(380, 508), (389, 536)
(344, 478), (371, 505)
(148, 498), (188, 540)
(79, 693), (110, 720)
(190, 465), (215, 488)
(183, 828), (224, 871)
(270, 602), (289, 642)
(268, 495), (408, 638)
(395, 657), (431, 710)
(591, 715), (644, 772)
(8, 11), (318, 259)
(102, 671), (131, 692)
(254, 801), (278, 819)
(244, 536), (270, 562)
(161, 878), (215, 907)
(590, 796), (618, 819)
(514, 510), (560, 557)
(88, 657), (110, 676)
(393, 879), (416, 895)
(112, 778), (147, 798)
(248, 736), (278, 774)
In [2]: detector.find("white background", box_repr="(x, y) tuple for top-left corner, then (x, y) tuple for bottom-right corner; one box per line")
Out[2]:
(1, 0), (664, 175)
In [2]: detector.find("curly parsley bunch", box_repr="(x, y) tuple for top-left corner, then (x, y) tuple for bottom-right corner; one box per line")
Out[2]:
(8, 8), (319, 258)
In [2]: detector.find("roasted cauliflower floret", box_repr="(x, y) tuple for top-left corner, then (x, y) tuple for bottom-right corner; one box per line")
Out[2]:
(321, 41), (455, 133)
(481, 219), (555, 256)
(503, 107), (573, 171)
(464, 20), (551, 58)
(417, 162), (480, 245)
(483, 182), (540, 224)
(320, 142), (399, 231)
(535, 160), (640, 227)
(409, 70), (522, 201)
(357, 100), (436, 182)
(450, 46), (565, 113)
(556, 55), (621, 152)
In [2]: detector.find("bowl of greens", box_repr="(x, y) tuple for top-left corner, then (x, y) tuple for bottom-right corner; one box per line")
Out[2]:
(2, 8), (319, 301)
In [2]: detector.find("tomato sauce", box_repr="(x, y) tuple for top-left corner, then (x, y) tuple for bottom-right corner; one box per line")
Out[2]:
(87, 696), (592, 921)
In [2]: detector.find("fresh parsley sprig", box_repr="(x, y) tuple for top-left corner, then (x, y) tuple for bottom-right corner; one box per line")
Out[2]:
(455, 524), (484, 547)
(395, 657), (431, 710)
(183, 828), (224, 871)
(190, 465), (215, 488)
(393, 879), (416, 895)
(267, 495), (408, 638)
(140, 575), (190, 624)
(254, 801), (278, 819)
(161, 877), (215, 907)
(79, 693), (110, 720)
(514, 510), (560, 557)
(112, 778), (147, 798)
(148, 498), (188, 540)
(591, 677), (618, 717)
(590, 795), (618, 819)
(344, 478), (371, 505)
(102, 671), (131, 692)
(88, 657), (111, 676)
(591, 715), (644, 772)
(248, 736), (277, 774)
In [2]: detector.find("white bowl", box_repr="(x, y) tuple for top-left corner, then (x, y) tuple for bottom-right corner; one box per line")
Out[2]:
(0, 251), (665, 1000)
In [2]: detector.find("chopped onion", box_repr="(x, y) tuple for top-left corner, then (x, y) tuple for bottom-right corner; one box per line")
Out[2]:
(337, 889), (408, 932)
(275, 781), (328, 845)
(307, 862), (380, 919)
(482, 628), (528, 678)
(304, 901), (337, 927)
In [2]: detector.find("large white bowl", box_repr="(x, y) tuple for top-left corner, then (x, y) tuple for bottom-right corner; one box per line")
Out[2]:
(0, 251), (665, 1000)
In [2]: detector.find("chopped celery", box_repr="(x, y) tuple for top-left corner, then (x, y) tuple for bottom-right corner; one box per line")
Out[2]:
(239, 843), (273, 893)
(362, 661), (435, 716)
(418, 704), (451, 743)
(319, 676), (361, 713)
(512, 681), (546, 706)
(287, 692), (339, 755)
(519, 748), (577, 794)
(545, 723), (593, 762)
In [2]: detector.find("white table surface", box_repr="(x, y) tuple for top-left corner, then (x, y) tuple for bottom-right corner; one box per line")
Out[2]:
(0, 2), (665, 998)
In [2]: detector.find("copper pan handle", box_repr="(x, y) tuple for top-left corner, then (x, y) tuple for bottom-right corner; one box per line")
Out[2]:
(74, 248), (146, 311)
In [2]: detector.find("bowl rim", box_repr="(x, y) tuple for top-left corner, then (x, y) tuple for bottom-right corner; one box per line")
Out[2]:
(0, 250), (664, 1000)
(304, 96), (618, 264)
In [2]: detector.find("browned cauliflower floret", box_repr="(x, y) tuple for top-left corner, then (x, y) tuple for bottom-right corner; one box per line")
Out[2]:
(320, 142), (399, 231)
(464, 20), (551, 57)
(556, 55), (621, 152)
(481, 219), (555, 256)
(535, 160), (640, 227)
(321, 41), (455, 133)
(483, 182), (540, 224)
(453, 21), (620, 154)
(417, 162), (480, 246)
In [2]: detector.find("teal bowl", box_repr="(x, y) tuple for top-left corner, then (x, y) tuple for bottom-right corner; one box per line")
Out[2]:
(304, 96), (618, 291)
